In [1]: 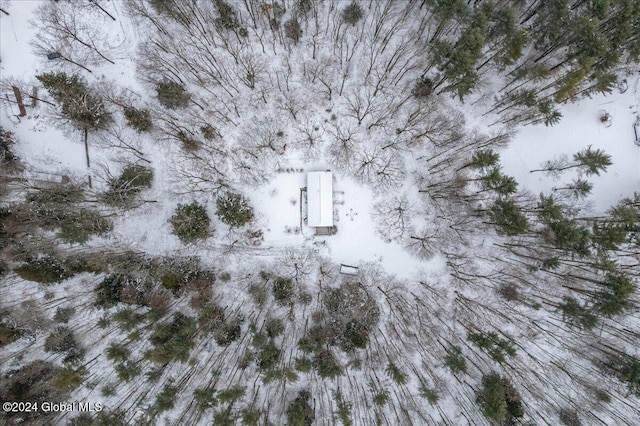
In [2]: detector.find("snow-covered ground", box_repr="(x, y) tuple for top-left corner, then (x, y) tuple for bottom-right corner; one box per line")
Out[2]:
(2, 1), (639, 425)
(502, 76), (640, 213)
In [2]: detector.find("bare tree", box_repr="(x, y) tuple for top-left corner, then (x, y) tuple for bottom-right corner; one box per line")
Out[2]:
(31, 1), (119, 66)
(326, 121), (362, 168)
(350, 143), (405, 192)
(371, 194), (415, 242)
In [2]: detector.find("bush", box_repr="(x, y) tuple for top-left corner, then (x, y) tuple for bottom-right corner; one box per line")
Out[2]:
(14, 255), (72, 284)
(257, 340), (281, 371)
(171, 202), (211, 243)
(105, 343), (130, 362)
(156, 80), (191, 109)
(44, 326), (84, 362)
(413, 77), (434, 98)
(216, 192), (254, 227)
(214, 0), (239, 30)
(53, 365), (87, 390)
(95, 274), (148, 307)
(57, 208), (112, 244)
(103, 164), (153, 207)
(194, 387), (217, 412)
(385, 363), (408, 385)
(287, 390), (314, 426)
(313, 349), (342, 378)
(265, 317), (284, 338)
(124, 107), (153, 132)
(115, 361), (141, 382)
(477, 372), (507, 423)
(284, 18), (303, 43)
(444, 345), (467, 374)
(54, 306), (75, 323)
(145, 312), (197, 364)
(559, 409), (582, 426)
(0, 321), (24, 346)
(342, 2), (363, 25)
(0, 361), (66, 423)
(272, 277), (294, 305)
(477, 373), (524, 424)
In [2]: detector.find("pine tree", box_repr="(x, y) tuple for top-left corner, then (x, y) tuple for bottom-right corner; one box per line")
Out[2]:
(470, 149), (500, 170)
(489, 198), (528, 235)
(477, 372), (507, 423)
(36, 72), (111, 129)
(558, 297), (598, 330)
(341, 2), (363, 26)
(537, 194), (564, 225)
(156, 80), (191, 109)
(123, 107), (153, 132)
(573, 145), (612, 176)
(594, 273), (635, 317)
(287, 390), (315, 426)
(554, 178), (593, 199)
(216, 192), (254, 228)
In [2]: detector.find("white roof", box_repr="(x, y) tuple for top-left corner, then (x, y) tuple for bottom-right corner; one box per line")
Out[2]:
(307, 171), (333, 227)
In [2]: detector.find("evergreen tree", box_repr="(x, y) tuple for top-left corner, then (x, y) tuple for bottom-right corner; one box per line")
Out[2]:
(341, 2), (364, 26)
(171, 202), (211, 243)
(287, 390), (314, 426)
(559, 297), (598, 330)
(284, 18), (303, 44)
(467, 149), (499, 171)
(573, 146), (612, 176)
(477, 372), (507, 423)
(554, 178), (593, 199)
(36, 72), (111, 130)
(123, 107), (153, 132)
(216, 192), (254, 228)
(489, 198), (528, 236)
(480, 168), (518, 196)
(214, 0), (240, 30)
(594, 273), (635, 317)
(156, 80), (191, 109)
(537, 194), (564, 225)
(548, 219), (592, 257)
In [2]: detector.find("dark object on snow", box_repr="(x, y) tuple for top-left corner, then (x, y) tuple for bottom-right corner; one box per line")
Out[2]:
(47, 52), (61, 60)
(339, 264), (358, 275)
(634, 116), (640, 146)
(618, 79), (628, 94)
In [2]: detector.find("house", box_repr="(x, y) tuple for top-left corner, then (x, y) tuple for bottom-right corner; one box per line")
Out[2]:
(307, 171), (334, 235)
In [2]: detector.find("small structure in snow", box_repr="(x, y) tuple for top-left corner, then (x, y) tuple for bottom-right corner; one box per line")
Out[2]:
(47, 52), (61, 60)
(306, 171), (335, 235)
(339, 264), (359, 275)
(634, 116), (640, 146)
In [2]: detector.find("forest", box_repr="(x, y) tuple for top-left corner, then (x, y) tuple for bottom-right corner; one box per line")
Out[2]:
(1, 0), (639, 425)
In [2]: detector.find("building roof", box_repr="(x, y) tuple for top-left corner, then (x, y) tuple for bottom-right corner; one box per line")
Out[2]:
(307, 171), (333, 227)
